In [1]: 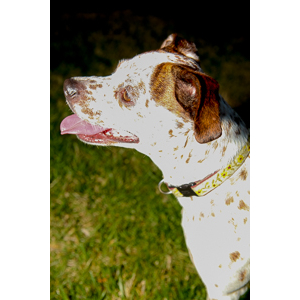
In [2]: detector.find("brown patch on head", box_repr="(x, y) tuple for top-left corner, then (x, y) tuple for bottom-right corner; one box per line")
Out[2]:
(225, 196), (234, 206)
(229, 251), (240, 262)
(150, 63), (222, 143)
(238, 200), (250, 211)
(239, 169), (248, 181)
(150, 63), (191, 121)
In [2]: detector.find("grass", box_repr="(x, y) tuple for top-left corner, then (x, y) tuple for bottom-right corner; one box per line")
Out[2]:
(51, 12), (249, 300)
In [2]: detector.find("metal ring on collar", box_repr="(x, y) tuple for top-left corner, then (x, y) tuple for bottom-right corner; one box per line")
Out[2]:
(158, 179), (172, 194)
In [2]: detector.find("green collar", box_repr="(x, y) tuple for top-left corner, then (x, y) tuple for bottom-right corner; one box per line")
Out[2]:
(159, 139), (250, 197)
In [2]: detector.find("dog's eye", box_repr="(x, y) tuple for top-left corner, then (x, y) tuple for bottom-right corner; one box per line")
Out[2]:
(122, 90), (131, 102)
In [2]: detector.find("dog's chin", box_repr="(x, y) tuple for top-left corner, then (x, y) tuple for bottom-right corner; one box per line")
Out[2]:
(77, 129), (139, 145)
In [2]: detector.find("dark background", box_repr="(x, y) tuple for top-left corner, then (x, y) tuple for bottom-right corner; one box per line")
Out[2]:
(51, 3), (250, 126)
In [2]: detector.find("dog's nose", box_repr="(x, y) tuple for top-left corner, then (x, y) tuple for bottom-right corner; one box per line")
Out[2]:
(63, 78), (81, 99)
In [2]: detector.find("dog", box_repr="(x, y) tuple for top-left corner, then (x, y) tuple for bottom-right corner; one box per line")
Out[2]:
(60, 34), (250, 300)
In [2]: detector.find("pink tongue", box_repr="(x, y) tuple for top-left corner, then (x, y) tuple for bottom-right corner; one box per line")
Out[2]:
(60, 114), (105, 135)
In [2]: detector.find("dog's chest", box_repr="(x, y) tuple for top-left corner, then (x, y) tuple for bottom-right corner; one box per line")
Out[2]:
(178, 157), (250, 284)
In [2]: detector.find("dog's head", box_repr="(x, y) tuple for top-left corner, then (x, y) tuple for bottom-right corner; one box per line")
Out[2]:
(61, 34), (222, 147)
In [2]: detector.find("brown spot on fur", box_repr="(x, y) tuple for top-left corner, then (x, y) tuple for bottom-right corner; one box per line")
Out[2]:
(89, 83), (103, 89)
(239, 169), (248, 181)
(219, 264), (222, 268)
(145, 99), (149, 107)
(244, 217), (248, 224)
(186, 150), (193, 163)
(236, 191), (240, 197)
(247, 190), (250, 195)
(229, 251), (240, 262)
(138, 80), (146, 94)
(211, 212), (215, 217)
(222, 146), (227, 156)
(215, 284), (218, 287)
(197, 158), (205, 163)
(228, 218), (237, 231)
(238, 200), (249, 211)
(176, 120), (184, 128)
(225, 196), (234, 206)
(169, 129), (174, 137)
(212, 141), (218, 150)
(184, 129), (190, 136)
(174, 146), (179, 151)
(184, 136), (189, 148)
(205, 149), (210, 156)
(81, 107), (101, 119)
(239, 270), (247, 282)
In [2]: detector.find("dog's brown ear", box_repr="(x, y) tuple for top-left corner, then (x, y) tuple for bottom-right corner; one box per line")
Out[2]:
(160, 33), (199, 62)
(174, 66), (222, 143)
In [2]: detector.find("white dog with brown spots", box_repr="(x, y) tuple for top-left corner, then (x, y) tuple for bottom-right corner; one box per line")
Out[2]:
(61, 34), (250, 300)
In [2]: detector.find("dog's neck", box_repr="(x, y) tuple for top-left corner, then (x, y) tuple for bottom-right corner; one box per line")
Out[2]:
(136, 98), (249, 186)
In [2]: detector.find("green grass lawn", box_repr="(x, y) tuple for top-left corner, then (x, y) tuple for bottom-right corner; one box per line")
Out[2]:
(51, 12), (249, 300)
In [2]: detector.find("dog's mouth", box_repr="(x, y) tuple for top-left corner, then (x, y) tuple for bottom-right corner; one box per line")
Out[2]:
(60, 114), (139, 145)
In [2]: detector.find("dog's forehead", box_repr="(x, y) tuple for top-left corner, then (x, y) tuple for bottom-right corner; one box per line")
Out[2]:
(116, 51), (201, 75)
